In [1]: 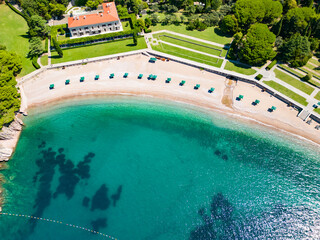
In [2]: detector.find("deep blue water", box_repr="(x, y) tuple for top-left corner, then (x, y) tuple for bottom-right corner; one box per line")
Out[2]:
(0, 96), (320, 240)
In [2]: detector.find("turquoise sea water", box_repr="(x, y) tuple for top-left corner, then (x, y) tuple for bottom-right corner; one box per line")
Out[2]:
(1, 96), (320, 240)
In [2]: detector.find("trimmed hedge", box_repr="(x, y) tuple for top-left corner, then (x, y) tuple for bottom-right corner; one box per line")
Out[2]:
(44, 37), (48, 53)
(57, 30), (134, 46)
(266, 59), (277, 70)
(5, 1), (31, 26)
(32, 56), (40, 69)
(52, 37), (63, 57)
(255, 74), (263, 80)
(50, 24), (67, 38)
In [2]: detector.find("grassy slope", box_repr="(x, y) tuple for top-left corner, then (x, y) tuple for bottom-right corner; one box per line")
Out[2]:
(152, 42), (223, 68)
(51, 38), (147, 64)
(274, 69), (314, 95)
(263, 80), (308, 106)
(153, 32), (227, 57)
(224, 61), (256, 75)
(0, 4), (35, 76)
(315, 91), (320, 101)
(149, 23), (232, 45)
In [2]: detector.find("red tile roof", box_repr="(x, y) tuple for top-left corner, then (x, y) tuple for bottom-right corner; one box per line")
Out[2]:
(68, 2), (119, 28)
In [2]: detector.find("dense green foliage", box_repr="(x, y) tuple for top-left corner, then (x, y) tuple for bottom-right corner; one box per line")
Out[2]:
(279, 34), (312, 67)
(28, 37), (44, 57)
(0, 47), (21, 129)
(239, 23), (276, 65)
(52, 37), (63, 57)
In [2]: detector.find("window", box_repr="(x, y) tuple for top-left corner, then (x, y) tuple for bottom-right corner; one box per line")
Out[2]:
(102, 24), (106, 27)
(108, 24), (111, 26)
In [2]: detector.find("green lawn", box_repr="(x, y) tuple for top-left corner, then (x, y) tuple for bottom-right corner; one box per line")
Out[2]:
(152, 32), (227, 57)
(274, 69), (314, 95)
(0, 4), (35, 76)
(263, 80), (308, 106)
(308, 58), (319, 66)
(152, 42), (223, 68)
(278, 65), (305, 78)
(121, 21), (132, 31)
(315, 91), (320, 101)
(315, 108), (320, 114)
(40, 55), (48, 66)
(224, 61), (257, 75)
(302, 63), (320, 77)
(149, 23), (232, 45)
(51, 38), (147, 64)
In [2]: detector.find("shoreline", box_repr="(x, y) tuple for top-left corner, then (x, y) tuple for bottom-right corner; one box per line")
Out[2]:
(3, 53), (320, 163)
(27, 90), (320, 147)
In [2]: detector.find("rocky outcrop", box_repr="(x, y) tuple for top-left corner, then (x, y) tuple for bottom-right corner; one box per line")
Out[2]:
(0, 117), (24, 162)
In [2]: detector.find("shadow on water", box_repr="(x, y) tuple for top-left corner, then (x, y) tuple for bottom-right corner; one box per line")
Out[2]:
(25, 146), (96, 237)
(190, 193), (320, 239)
(91, 218), (107, 232)
(111, 185), (122, 207)
(91, 184), (110, 211)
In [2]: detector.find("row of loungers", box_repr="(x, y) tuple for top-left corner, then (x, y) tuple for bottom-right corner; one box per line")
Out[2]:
(49, 74), (215, 93)
(237, 94), (277, 112)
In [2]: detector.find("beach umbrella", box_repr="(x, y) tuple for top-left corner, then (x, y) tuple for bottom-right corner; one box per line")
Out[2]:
(109, 73), (114, 78)
(124, 73), (128, 78)
(180, 80), (186, 86)
(271, 106), (277, 111)
(239, 95), (244, 99)
(95, 75), (99, 80)
(194, 84), (200, 89)
(49, 84), (54, 89)
(209, 87), (215, 93)
(138, 74), (143, 79)
(80, 76), (85, 82)
(255, 99), (260, 104)
(166, 78), (171, 83)
(65, 79), (70, 85)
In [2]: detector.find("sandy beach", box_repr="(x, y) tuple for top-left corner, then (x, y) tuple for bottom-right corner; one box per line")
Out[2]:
(20, 54), (320, 145)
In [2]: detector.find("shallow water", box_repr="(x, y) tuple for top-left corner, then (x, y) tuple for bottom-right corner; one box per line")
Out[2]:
(1, 96), (320, 240)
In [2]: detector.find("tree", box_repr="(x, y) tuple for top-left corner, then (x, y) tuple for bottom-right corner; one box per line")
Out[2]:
(29, 37), (44, 57)
(219, 15), (238, 34)
(50, 3), (66, 18)
(211, 0), (222, 10)
(282, 0), (297, 14)
(239, 23), (276, 65)
(86, 0), (100, 9)
(234, 0), (265, 29)
(202, 12), (220, 27)
(0, 49), (21, 128)
(144, 18), (151, 28)
(135, 19), (145, 31)
(150, 13), (159, 26)
(116, 5), (129, 18)
(282, 7), (316, 37)
(29, 15), (50, 38)
(263, 0), (283, 24)
(303, 73), (313, 81)
(279, 34), (312, 67)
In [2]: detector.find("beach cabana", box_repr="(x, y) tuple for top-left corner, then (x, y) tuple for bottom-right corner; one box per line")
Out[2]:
(180, 80), (186, 86)
(95, 75), (99, 80)
(318, 102), (320, 106)
(209, 87), (215, 93)
(65, 79), (70, 85)
(271, 106), (277, 111)
(148, 74), (153, 80)
(80, 76), (85, 82)
(138, 74), (143, 79)
(238, 95), (244, 100)
(166, 78), (171, 83)
(254, 99), (260, 104)
(194, 84), (200, 90)
(149, 57), (157, 63)
(110, 73), (114, 78)
(49, 84), (54, 89)
(152, 75), (157, 80)
(124, 73), (128, 78)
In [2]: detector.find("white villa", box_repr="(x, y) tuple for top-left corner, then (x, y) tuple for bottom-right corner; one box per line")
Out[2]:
(68, 2), (122, 37)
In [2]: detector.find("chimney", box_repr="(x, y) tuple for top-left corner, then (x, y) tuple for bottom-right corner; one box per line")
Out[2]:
(101, 13), (103, 17)
(77, 16), (79, 20)
(84, 16), (86, 19)
(73, 16), (75, 20)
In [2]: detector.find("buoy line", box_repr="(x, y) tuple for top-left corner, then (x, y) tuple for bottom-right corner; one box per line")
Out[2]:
(0, 212), (118, 239)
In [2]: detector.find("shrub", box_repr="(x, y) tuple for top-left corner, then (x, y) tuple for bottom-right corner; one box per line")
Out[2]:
(44, 37), (48, 53)
(266, 59), (277, 70)
(32, 56), (40, 69)
(303, 73), (312, 81)
(133, 32), (138, 46)
(255, 74), (263, 80)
